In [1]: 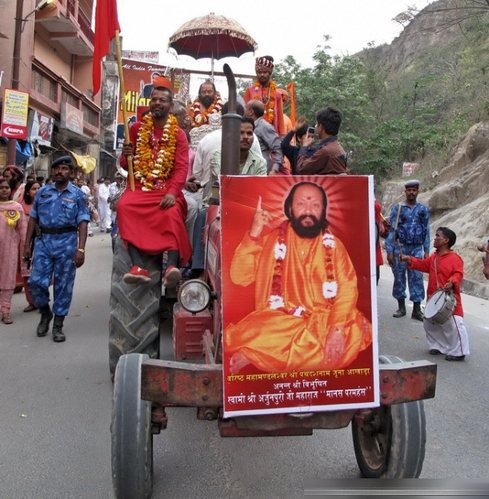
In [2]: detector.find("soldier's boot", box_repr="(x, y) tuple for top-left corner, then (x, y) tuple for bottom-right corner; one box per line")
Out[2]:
(52, 315), (66, 342)
(393, 299), (406, 318)
(412, 302), (424, 321)
(36, 306), (53, 337)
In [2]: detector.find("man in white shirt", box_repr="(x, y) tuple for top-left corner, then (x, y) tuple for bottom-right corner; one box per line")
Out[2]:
(98, 177), (112, 233)
(193, 103), (262, 208)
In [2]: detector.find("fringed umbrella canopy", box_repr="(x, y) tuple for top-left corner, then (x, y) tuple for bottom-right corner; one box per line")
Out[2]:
(168, 13), (258, 61)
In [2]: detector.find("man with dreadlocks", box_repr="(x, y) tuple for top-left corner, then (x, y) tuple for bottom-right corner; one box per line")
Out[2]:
(244, 56), (286, 136)
(225, 182), (371, 373)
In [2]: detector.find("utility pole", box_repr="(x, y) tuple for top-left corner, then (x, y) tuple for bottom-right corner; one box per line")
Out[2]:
(6, 0), (25, 165)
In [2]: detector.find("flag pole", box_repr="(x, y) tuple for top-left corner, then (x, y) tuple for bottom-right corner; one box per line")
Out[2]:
(114, 30), (135, 191)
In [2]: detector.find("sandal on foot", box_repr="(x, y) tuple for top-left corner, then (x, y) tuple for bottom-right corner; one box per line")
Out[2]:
(2, 314), (13, 324)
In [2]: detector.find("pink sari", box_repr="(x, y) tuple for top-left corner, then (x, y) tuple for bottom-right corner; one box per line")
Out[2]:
(0, 201), (27, 290)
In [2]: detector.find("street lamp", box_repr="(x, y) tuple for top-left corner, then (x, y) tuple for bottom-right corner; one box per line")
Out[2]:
(7, 0), (57, 164)
(22, 0), (56, 32)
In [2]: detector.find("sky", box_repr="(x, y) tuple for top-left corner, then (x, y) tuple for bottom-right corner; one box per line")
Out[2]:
(117, 0), (432, 95)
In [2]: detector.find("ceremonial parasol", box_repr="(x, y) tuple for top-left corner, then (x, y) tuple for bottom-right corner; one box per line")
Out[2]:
(168, 13), (258, 75)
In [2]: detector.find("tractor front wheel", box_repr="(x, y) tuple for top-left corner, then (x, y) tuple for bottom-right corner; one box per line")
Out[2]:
(351, 355), (426, 478)
(111, 353), (153, 499)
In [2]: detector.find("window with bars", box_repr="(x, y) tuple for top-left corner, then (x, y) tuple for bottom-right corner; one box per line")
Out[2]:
(31, 67), (57, 101)
(61, 88), (78, 107)
(82, 104), (99, 127)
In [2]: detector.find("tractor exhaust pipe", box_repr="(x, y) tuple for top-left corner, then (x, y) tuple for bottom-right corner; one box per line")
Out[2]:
(220, 64), (240, 176)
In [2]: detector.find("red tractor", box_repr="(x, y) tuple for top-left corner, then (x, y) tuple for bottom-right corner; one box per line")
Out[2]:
(108, 65), (437, 499)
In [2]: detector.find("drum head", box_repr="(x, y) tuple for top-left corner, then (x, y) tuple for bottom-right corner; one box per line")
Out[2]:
(424, 289), (446, 320)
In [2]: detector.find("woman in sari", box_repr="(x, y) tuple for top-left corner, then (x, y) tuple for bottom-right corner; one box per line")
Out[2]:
(20, 180), (41, 312)
(0, 177), (27, 324)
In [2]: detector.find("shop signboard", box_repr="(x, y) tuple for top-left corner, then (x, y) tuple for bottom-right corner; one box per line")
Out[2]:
(1, 88), (29, 140)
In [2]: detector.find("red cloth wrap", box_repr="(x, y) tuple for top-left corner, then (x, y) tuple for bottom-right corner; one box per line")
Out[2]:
(118, 122), (192, 263)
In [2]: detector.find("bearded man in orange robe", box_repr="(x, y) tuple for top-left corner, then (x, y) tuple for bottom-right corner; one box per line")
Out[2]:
(225, 182), (371, 373)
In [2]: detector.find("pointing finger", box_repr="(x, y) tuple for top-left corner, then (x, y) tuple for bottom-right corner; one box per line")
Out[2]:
(256, 196), (262, 211)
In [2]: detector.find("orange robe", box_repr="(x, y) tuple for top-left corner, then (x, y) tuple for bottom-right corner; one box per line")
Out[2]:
(225, 226), (371, 372)
(244, 82), (286, 136)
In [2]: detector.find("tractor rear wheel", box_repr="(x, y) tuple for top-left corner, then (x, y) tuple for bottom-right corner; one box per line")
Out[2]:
(111, 353), (153, 499)
(109, 238), (162, 378)
(351, 355), (426, 478)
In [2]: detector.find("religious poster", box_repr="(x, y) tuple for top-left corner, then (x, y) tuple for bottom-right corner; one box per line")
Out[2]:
(221, 175), (379, 417)
(1, 88), (29, 140)
(115, 59), (191, 150)
(29, 109), (54, 146)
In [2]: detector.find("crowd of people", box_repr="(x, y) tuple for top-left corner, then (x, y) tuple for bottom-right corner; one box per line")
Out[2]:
(0, 54), (487, 361)
(0, 160), (125, 340)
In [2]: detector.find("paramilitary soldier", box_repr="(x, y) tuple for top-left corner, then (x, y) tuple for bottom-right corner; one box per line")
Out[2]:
(385, 179), (430, 321)
(24, 156), (89, 342)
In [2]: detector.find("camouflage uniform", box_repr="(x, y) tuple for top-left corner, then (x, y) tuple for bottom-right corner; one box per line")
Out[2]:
(385, 201), (430, 302)
(29, 183), (90, 316)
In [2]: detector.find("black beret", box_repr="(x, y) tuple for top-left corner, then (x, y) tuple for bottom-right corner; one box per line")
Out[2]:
(51, 155), (74, 169)
(404, 179), (420, 188)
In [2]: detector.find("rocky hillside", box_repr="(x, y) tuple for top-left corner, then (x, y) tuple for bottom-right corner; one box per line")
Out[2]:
(373, 0), (489, 297)
(366, 0), (464, 73)
(381, 122), (489, 297)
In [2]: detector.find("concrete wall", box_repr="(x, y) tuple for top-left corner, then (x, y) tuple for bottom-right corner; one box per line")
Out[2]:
(73, 58), (95, 98)
(0, 0), (36, 94)
(34, 28), (71, 81)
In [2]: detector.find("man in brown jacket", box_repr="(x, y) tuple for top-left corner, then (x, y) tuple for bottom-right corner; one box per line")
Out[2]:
(297, 107), (349, 175)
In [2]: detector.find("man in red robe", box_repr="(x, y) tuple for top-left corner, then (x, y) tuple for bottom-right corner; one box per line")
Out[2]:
(400, 226), (470, 361)
(225, 182), (371, 373)
(119, 77), (191, 287)
(244, 56), (286, 137)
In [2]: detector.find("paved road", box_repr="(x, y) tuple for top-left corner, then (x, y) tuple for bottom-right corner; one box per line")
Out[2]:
(0, 232), (488, 498)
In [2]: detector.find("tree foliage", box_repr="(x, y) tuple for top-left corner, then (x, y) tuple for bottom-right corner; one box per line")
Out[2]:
(267, 4), (489, 181)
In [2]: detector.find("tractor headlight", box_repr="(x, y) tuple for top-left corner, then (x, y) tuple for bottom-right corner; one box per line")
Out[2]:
(178, 279), (212, 313)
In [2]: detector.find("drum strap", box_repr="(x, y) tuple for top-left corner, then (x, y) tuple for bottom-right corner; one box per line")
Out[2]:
(434, 257), (441, 290)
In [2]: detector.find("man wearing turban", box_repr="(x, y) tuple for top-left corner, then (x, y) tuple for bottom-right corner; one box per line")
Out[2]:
(244, 56), (286, 137)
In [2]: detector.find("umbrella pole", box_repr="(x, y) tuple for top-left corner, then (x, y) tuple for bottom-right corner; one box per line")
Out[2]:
(114, 30), (135, 191)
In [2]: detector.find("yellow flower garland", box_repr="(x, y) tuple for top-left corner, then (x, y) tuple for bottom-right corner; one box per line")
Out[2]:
(253, 80), (276, 124)
(133, 113), (179, 191)
(189, 94), (224, 127)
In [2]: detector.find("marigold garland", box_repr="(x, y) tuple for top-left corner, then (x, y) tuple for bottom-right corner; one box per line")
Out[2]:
(252, 80), (276, 125)
(3, 209), (20, 227)
(133, 113), (178, 191)
(269, 221), (337, 315)
(189, 94), (224, 127)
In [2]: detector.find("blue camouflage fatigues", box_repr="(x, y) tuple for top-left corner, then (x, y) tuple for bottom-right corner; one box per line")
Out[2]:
(385, 201), (430, 302)
(28, 183), (90, 316)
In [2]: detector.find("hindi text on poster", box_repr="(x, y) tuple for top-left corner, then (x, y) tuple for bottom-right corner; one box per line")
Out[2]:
(221, 176), (379, 416)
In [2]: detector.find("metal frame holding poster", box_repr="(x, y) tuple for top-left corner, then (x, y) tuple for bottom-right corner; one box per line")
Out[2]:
(221, 175), (379, 417)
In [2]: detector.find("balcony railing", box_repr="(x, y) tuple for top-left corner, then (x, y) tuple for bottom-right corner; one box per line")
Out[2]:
(77, 7), (94, 44)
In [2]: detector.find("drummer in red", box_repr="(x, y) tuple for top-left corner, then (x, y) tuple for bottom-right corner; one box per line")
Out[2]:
(400, 227), (469, 361)
(119, 77), (191, 287)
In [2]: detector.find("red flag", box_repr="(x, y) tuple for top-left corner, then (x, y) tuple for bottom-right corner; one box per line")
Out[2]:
(286, 82), (296, 126)
(92, 0), (120, 96)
